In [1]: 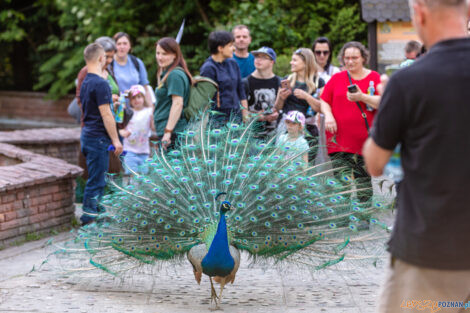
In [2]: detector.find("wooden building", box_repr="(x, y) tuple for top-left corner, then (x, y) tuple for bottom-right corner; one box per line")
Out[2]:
(360, 0), (420, 73)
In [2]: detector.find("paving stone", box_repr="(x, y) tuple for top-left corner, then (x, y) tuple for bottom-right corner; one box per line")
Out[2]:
(0, 198), (395, 313)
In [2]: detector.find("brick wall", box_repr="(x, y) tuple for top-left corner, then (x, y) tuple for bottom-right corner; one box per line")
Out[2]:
(0, 143), (82, 245)
(16, 143), (80, 165)
(0, 91), (76, 124)
(0, 180), (75, 244)
(0, 128), (81, 165)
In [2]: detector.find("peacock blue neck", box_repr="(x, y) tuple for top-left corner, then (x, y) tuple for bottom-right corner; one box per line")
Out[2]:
(201, 210), (234, 277)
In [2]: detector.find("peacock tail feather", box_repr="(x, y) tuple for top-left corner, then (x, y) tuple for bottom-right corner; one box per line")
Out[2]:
(54, 110), (392, 275)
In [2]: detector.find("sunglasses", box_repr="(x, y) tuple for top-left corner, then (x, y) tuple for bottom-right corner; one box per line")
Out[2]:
(314, 50), (330, 56)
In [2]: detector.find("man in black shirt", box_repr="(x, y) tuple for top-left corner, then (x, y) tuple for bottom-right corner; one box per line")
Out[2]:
(363, 0), (470, 311)
(243, 47), (280, 139)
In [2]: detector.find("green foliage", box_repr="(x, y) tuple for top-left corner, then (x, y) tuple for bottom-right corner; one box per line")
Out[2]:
(273, 55), (291, 79)
(0, 9), (26, 42)
(326, 5), (368, 56)
(1, 0), (368, 98)
(71, 216), (80, 228)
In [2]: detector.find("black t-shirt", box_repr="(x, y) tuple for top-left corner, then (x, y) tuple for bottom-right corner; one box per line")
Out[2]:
(243, 74), (280, 136)
(282, 76), (325, 116)
(80, 73), (112, 138)
(372, 38), (470, 270)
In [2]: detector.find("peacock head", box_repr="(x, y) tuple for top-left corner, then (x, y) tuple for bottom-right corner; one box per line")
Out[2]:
(216, 192), (232, 214)
(219, 201), (232, 214)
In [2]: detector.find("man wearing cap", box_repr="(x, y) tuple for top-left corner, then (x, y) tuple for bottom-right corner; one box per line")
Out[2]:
(242, 46), (281, 139)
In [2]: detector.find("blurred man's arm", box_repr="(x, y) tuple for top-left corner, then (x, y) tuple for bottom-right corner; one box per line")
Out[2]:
(363, 137), (393, 177)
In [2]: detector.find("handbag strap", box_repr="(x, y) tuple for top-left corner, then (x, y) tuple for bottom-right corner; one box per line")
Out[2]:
(347, 71), (370, 134)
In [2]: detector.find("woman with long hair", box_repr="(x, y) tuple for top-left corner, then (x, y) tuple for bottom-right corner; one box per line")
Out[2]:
(154, 37), (193, 149)
(275, 48), (325, 149)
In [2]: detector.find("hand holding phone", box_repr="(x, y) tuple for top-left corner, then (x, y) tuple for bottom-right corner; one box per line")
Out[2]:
(281, 79), (290, 89)
(347, 84), (358, 93)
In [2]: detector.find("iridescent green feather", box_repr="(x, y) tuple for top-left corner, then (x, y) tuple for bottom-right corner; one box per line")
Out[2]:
(53, 110), (393, 275)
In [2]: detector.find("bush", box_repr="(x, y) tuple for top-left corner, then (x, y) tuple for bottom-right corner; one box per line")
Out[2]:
(1, 0), (367, 98)
(274, 54), (292, 78)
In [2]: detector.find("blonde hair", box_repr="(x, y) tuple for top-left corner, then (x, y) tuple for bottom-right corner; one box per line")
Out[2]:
(287, 48), (319, 94)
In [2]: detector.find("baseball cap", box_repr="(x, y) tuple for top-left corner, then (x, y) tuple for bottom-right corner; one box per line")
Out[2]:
(129, 84), (146, 97)
(252, 46), (277, 62)
(285, 110), (305, 127)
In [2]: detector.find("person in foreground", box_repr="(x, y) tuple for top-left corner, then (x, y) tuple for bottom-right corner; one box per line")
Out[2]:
(362, 0), (470, 311)
(79, 43), (123, 225)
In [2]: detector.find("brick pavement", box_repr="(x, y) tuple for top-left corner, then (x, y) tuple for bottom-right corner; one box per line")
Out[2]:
(0, 228), (390, 313)
(0, 177), (395, 313)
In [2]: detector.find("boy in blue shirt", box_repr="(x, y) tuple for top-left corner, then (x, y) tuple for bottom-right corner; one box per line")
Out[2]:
(80, 43), (123, 225)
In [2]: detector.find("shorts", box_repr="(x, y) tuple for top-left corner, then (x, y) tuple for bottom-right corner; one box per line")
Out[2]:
(377, 256), (470, 313)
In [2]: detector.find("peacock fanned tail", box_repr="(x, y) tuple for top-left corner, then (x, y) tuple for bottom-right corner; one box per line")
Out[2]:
(56, 110), (392, 275)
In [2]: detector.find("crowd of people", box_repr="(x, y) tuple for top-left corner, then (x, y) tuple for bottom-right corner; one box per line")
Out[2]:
(76, 0), (470, 310)
(76, 25), (389, 225)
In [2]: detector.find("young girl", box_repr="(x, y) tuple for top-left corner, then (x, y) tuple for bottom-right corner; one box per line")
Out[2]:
(276, 110), (309, 165)
(119, 84), (154, 174)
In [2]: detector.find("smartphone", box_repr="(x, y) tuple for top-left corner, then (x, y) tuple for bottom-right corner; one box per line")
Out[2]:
(281, 79), (290, 89)
(347, 84), (358, 93)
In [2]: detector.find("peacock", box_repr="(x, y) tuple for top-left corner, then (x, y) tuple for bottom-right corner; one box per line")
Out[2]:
(53, 111), (392, 308)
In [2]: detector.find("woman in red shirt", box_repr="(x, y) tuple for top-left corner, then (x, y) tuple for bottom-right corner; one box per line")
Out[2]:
(320, 41), (381, 201)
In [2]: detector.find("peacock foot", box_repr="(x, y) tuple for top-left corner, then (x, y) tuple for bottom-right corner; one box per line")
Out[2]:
(209, 305), (223, 311)
(209, 292), (221, 310)
(209, 277), (220, 309)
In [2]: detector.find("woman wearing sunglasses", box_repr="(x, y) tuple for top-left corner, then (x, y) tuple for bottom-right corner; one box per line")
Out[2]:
(312, 37), (340, 83)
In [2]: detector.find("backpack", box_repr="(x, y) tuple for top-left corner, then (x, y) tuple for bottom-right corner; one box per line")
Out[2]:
(108, 54), (141, 80)
(170, 67), (219, 121)
(183, 76), (219, 121)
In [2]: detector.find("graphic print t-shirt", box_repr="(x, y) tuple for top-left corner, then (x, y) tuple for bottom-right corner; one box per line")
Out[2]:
(243, 74), (280, 136)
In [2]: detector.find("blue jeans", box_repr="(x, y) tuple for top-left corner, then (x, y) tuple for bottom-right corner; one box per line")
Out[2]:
(80, 134), (110, 224)
(123, 151), (149, 174)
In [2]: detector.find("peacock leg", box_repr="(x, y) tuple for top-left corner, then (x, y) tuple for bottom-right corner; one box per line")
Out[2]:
(209, 277), (219, 307)
(218, 279), (226, 306)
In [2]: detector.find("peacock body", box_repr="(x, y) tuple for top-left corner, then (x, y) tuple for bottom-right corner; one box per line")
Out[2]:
(56, 111), (391, 307)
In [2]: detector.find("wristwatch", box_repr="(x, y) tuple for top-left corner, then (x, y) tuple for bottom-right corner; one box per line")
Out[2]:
(164, 128), (173, 134)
